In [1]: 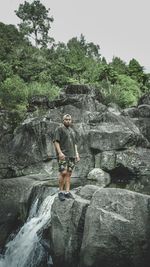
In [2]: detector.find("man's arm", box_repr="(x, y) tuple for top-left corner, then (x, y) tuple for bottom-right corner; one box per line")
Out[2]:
(75, 144), (80, 162)
(54, 141), (65, 160)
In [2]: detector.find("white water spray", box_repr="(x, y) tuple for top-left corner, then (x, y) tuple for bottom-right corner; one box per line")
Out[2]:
(0, 194), (56, 267)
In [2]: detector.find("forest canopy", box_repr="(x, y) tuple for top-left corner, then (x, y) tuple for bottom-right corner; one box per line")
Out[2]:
(0, 0), (150, 117)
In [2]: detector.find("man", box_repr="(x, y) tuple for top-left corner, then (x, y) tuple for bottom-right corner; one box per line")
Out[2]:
(53, 114), (80, 201)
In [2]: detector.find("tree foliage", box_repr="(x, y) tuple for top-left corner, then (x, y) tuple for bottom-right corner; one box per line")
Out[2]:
(0, 75), (28, 109)
(0, 0), (149, 117)
(114, 75), (140, 107)
(15, 0), (54, 47)
(27, 82), (60, 100)
(0, 22), (26, 60)
(110, 57), (128, 75)
(0, 61), (13, 82)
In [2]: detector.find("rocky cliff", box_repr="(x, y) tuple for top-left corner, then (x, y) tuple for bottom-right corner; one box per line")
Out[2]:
(0, 85), (150, 266)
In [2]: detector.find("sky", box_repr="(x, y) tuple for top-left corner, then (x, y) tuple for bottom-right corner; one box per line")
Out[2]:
(0, 0), (150, 72)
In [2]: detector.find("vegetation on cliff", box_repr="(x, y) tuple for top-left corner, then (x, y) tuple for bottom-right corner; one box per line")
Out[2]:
(0, 0), (150, 117)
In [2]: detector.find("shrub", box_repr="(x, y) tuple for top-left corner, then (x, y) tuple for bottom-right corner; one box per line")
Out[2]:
(0, 75), (28, 109)
(102, 75), (141, 108)
(27, 81), (60, 101)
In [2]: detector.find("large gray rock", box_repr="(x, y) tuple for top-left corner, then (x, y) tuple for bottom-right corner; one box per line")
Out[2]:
(121, 107), (138, 117)
(0, 116), (59, 179)
(134, 117), (150, 142)
(87, 168), (111, 187)
(76, 184), (100, 200)
(138, 93), (150, 105)
(1, 86), (150, 194)
(88, 123), (148, 151)
(80, 188), (150, 267)
(88, 110), (149, 151)
(0, 177), (38, 247)
(0, 175), (58, 249)
(50, 193), (89, 267)
(0, 113), (94, 183)
(49, 186), (150, 267)
(138, 104), (150, 117)
(1, 181), (150, 267)
(122, 99), (150, 143)
(95, 148), (150, 194)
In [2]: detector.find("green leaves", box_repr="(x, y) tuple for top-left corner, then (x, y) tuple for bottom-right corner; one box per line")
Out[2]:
(0, 62), (13, 82)
(0, 1), (149, 117)
(15, 0), (54, 47)
(0, 75), (28, 109)
(27, 82), (60, 101)
(0, 22), (26, 61)
(103, 75), (141, 108)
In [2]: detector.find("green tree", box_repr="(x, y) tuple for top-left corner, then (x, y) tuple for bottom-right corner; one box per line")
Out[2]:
(10, 45), (51, 82)
(42, 42), (70, 86)
(65, 36), (88, 82)
(79, 34), (101, 60)
(65, 35), (101, 84)
(0, 22), (26, 61)
(110, 57), (128, 75)
(99, 64), (118, 84)
(15, 0), (54, 47)
(41, 35), (102, 86)
(128, 58), (148, 86)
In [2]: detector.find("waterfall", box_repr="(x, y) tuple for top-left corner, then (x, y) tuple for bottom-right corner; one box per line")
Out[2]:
(0, 194), (56, 267)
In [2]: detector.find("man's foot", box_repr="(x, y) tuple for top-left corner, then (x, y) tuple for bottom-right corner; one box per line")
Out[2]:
(58, 192), (65, 201)
(65, 192), (74, 199)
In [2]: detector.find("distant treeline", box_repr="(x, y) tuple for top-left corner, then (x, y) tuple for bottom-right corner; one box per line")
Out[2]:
(0, 0), (150, 118)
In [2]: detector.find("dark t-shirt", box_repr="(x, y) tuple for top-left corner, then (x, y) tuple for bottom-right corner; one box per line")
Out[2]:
(53, 125), (77, 158)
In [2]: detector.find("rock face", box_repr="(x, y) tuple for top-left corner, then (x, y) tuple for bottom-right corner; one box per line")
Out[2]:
(50, 193), (89, 267)
(0, 181), (150, 267)
(80, 188), (150, 267)
(1, 85), (150, 265)
(49, 185), (150, 267)
(0, 176), (38, 247)
(0, 86), (150, 195)
(0, 176), (57, 249)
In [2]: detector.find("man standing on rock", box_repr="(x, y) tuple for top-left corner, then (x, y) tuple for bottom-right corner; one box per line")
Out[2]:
(53, 114), (80, 201)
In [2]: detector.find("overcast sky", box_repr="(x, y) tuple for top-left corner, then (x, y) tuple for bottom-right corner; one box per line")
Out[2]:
(0, 0), (150, 71)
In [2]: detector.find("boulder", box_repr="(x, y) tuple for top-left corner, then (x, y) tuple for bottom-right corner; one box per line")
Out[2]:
(138, 93), (150, 105)
(121, 107), (139, 118)
(87, 168), (111, 187)
(95, 148), (150, 194)
(0, 177), (38, 247)
(138, 104), (150, 117)
(134, 117), (150, 142)
(50, 193), (89, 267)
(88, 123), (148, 151)
(27, 95), (49, 111)
(80, 188), (150, 267)
(88, 110), (149, 152)
(76, 184), (100, 200)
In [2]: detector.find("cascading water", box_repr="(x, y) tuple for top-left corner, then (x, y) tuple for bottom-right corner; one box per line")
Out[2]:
(0, 194), (56, 267)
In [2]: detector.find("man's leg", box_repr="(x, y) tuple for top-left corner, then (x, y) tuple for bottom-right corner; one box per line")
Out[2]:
(59, 171), (66, 191)
(65, 171), (74, 199)
(58, 168), (67, 201)
(65, 171), (72, 192)
(65, 158), (75, 192)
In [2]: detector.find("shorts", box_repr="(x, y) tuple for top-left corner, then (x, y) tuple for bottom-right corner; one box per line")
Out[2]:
(58, 158), (75, 173)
